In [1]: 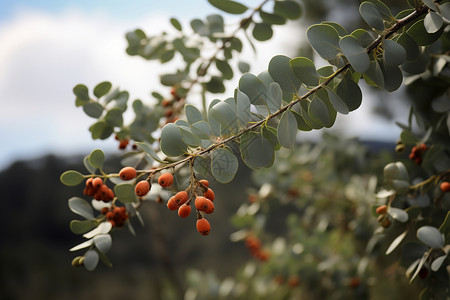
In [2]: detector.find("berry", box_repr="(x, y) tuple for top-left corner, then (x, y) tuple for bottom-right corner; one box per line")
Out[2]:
(167, 197), (179, 210)
(196, 218), (211, 236)
(195, 196), (211, 212)
(198, 179), (209, 188)
(119, 167), (137, 181)
(440, 181), (450, 193)
(173, 191), (189, 206)
(86, 177), (94, 187)
(92, 177), (103, 189)
(178, 204), (191, 218)
(158, 173), (174, 188)
(100, 207), (109, 214)
(376, 205), (388, 215)
(135, 180), (151, 197)
(204, 188), (215, 201)
(381, 218), (391, 228)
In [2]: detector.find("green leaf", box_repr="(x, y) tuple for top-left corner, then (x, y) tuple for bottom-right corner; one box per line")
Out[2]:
(88, 149), (105, 170)
(179, 125), (201, 147)
(407, 19), (444, 46)
(388, 207), (409, 222)
(84, 249), (99, 271)
(209, 101), (238, 133)
(114, 184), (137, 203)
(335, 73), (362, 111)
(170, 17), (183, 31)
(307, 24), (341, 60)
(364, 59), (384, 88)
(207, 14), (224, 34)
(401, 50), (430, 75)
(190, 121), (211, 139)
(215, 59), (233, 80)
(321, 21), (347, 36)
(160, 123), (188, 157)
(98, 248), (113, 268)
(440, 3), (450, 23)
(268, 55), (301, 95)
(70, 220), (98, 235)
(308, 97), (332, 127)
(252, 22), (273, 41)
(351, 29), (374, 48)
(236, 89), (251, 127)
(135, 141), (167, 164)
(340, 35), (370, 73)
(291, 110), (312, 131)
(83, 155), (96, 174)
(191, 19), (209, 36)
(194, 155), (211, 176)
(104, 108), (123, 127)
(74, 84), (90, 106)
(273, 0), (303, 20)
(239, 73), (267, 106)
(207, 0), (248, 14)
(160, 73), (184, 86)
(424, 11), (443, 34)
(380, 62), (403, 92)
(290, 57), (320, 86)
(185, 104), (203, 124)
(240, 132), (274, 169)
(205, 76), (225, 93)
(61, 170), (85, 186)
(83, 102), (104, 118)
(211, 148), (239, 183)
(422, 0), (439, 12)
(68, 197), (95, 220)
(359, 1), (384, 31)
(93, 81), (112, 98)
(238, 61), (250, 73)
(417, 226), (445, 249)
(325, 87), (349, 115)
(93, 234), (112, 253)
(383, 39), (406, 66)
(89, 121), (114, 140)
(277, 110), (297, 148)
(259, 10), (286, 25)
(396, 33), (419, 61)
(269, 82), (283, 113)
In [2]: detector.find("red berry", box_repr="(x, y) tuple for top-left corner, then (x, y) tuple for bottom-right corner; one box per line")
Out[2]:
(158, 173), (174, 188)
(178, 204), (192, 218)
(135, 180), (151, 197)
(173, 191), (189, 206)
(198, 179), (209, 188)
(204, 188), (215, 201)
(196, 218), (211, 236)
(440, 181), (450, 193)
(376, 205), (387, 215)
(92, 177), (103, 189)
(167, 197), (179, 211)
(119, 167), (137, 181)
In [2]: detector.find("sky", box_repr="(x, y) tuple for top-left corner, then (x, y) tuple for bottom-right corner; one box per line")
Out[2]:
(0, 0), (403, 170)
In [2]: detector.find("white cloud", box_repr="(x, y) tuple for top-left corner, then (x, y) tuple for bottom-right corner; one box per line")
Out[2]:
(0, 6), (400, 169)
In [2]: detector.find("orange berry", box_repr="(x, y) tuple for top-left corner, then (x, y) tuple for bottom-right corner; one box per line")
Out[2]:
(135, 180), (151, 196)
(376, 205), (388, 215)
(104, 188), (115, 202)
(100, 207), (109, 214)
(173, 191), (189, 206)
(119, 167), (137, 180)
(198, 179), (209, 188)
(196, 218), (211, 236)
(158, 173), (174, 188)
(92, 177), (103, 189)
(204, 188), (215, 201)
(418, 143), (427, 152)
(167, 197), (179, 210)
(204, 200), (214, 214)
(195, 196), (209, 211)
(86, 177), (94, 187)
(178, 204), (192, 218)
(106, 211), (114, 220)
(440, 181), (450, 192)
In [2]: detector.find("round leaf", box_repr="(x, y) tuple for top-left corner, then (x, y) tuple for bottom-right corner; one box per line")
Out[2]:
(440, 3), (450, 22)
(396, 33), (419, 61)
(325, 87), (349, 115)
(307, 24), (341, 60)
(185, 104), (203, 124)
(240, 132), (274, 169)
(290, 57), (320, 86)
(215, 59), (233, 80)
(273, 0), (302, 20)
(211, 148), (239, 183)
(359, 2), (384, 31)
(238, 61), (250, 73)
(205, 76), (225, 93)
(93, 234), (112, 253)
(335, 73), (362, 111)
(417, 226), (445, 249)
(380, 62), (403, 92)
(83, 102), (104, 118)
(383, 39), (406, 66)
(339, 35), (370, 73)
(83, 221), (112, 239)
(407, 19), (443, 46)
(170, 17), (183, 31)
(239, 73), (267, 106)
(104, 108), (123, 127)
(268, 55), (301, 94)
(74, 84), (90, 106)
(236, 90), (251, 127)
(68, 197), (95, 220)
(259, 10), (286, 25)
(114, 184), (137, 203)
(93, 81), (112, 98)
(89, 121), (114, 140)
(70, 220), (98, 235)
(277, 110), (297, 148)
(424, 11), (443, 33)
(60, 170), (85, 186)
(252, 22), (273, 41)
(388, 207), (409, 223)
(431, 255), (447, 271)
(210, 101), (238, 133)
(88, 149), (105, 170)
(160, 123), (188, 157)
(207, 0), (248, 14)
(351, 29), (374, 48)
(308, 97), (332, 127)
(84, 249), (99, 271)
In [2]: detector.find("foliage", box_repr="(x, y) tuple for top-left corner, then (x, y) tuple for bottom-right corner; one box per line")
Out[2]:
(61, 0), (450, 298)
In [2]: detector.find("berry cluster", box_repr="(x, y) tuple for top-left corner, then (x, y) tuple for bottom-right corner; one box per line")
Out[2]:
(101, 206), (129, 227)
(83, 177), (115, 202)
(375, 204), (391, 228)
(161, 87), (185, 125)
(244, 235), (270, 261)
(409, 143), (427, 165)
